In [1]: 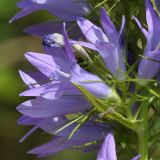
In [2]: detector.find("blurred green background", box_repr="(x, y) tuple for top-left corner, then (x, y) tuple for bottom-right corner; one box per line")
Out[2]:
(0, 0), (96, 159)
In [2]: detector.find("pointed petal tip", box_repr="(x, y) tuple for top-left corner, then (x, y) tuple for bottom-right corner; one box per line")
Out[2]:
(131, 155), (141, 160)
(24, 52), (41, 61)
(9, 19), (13, 23)
(16, 104), (22, 111)
(19, 92), (28, 97)
(19, 70), (24, 76)
(25, 51), (33, 57)
(77, 17), (86, 24)
(100, 6), (107, 15)
(27, 149), (34, 154)
(122, 15), (126, 21)
(24, 52), (32, 59)
(19, 138), (24, 143)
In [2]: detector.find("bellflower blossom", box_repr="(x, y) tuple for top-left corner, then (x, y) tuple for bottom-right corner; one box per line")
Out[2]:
(133, 0), (160, 79)
(18, 115), (110, 157)
(19, 23), (112, 99)
(13, 0), (160, 159)
(97, 133), (141, 160)
(17, 23), (113, 157)
(10, 0), (90, 23)
(76, 7), (126, 79)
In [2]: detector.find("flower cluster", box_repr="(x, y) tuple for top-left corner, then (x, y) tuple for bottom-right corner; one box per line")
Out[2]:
(10, 0), (90, 22)
(12, 0), (160, 159)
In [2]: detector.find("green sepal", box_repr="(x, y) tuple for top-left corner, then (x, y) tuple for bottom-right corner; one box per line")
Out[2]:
(72, 82), (107, 112)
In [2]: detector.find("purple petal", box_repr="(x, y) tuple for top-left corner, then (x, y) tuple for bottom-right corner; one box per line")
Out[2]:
(40, 118), (108, 141)
(100, 7), (118, 43)
(19, 122), (42, 142)
(9, 5), (43, 23)
(131, 155), (141, 160)
(97, 133), (117, 160)
(28, 136), (87, 157)
(19, 116), (66, 142)
(41, 0), (90, 21)
(25, 52), (58, 78)
(28, 136), (66, 155)
(17, 96), (90, 118)
(77, 17), (109, 44)
(138, 50), (160, 79)
(145, 0), (160, 50)
(24, 20), (82, 39)
(63, 23), (76, 65)
(132, 16), (148, 38)
(10, 0), (90, 22)
(19, 81), (63, 99)
(38, 80), (81, 99)
(146, 0), (160, 34)
(95, 41), (125, 79)
(19, 70), (39, 88)
(118, 15), (126, 45)
(18, 115), (42, 125)
(71, 64), (111, 98)
(29, 122), (107, 157)
(44, 46), (72, 74)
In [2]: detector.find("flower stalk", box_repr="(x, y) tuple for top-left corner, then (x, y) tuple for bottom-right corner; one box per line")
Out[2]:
(137, 100), (149, 160)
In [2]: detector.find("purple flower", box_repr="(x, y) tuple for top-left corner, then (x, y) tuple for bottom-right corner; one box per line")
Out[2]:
(97, 133), (141, 160)
(10, 0), (90, 23)
(16, 23), (113, 157)
(19, 23), (112, 99)
(18, 115), (109, 157)
(17, 23), (112, 121)
(133, 0), (160, 79)
(76, 7), (126, 79)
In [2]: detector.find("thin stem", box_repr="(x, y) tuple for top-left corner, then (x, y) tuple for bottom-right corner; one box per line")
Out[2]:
(137, 101), (148, 160)
(95, 0), (108, 8)
(107, 0), (120, 15)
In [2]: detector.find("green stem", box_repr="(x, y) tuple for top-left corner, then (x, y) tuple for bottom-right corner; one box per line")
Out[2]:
(107, 112), (141, 131)
(137, 101), (148, 160)
(95, 0), (108, 8)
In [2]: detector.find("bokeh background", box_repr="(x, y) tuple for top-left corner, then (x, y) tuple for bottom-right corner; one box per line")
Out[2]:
(0, 0), (146, 160)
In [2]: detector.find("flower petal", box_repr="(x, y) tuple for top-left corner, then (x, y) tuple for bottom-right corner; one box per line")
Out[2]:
(9, 5), (43, 23)
(131, 155), (141, 160)
(17, 96), (90, 118)
(63, 23), (76, 66)
(19, 70), (39, 88)
(95, 41), (125, 79)
(138, 50), (160, 79)
(18, 115), (42, 125)
(97, 133), (117, 160)
(24, 20), (82, 39)
(100, 7), (118, 43)
(132, 16), (148, 38)
(10, 0), (90, 22)
(71, 64), (111, 98)
(77, 17), (109, 44)
(25, 52), (58, 78)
